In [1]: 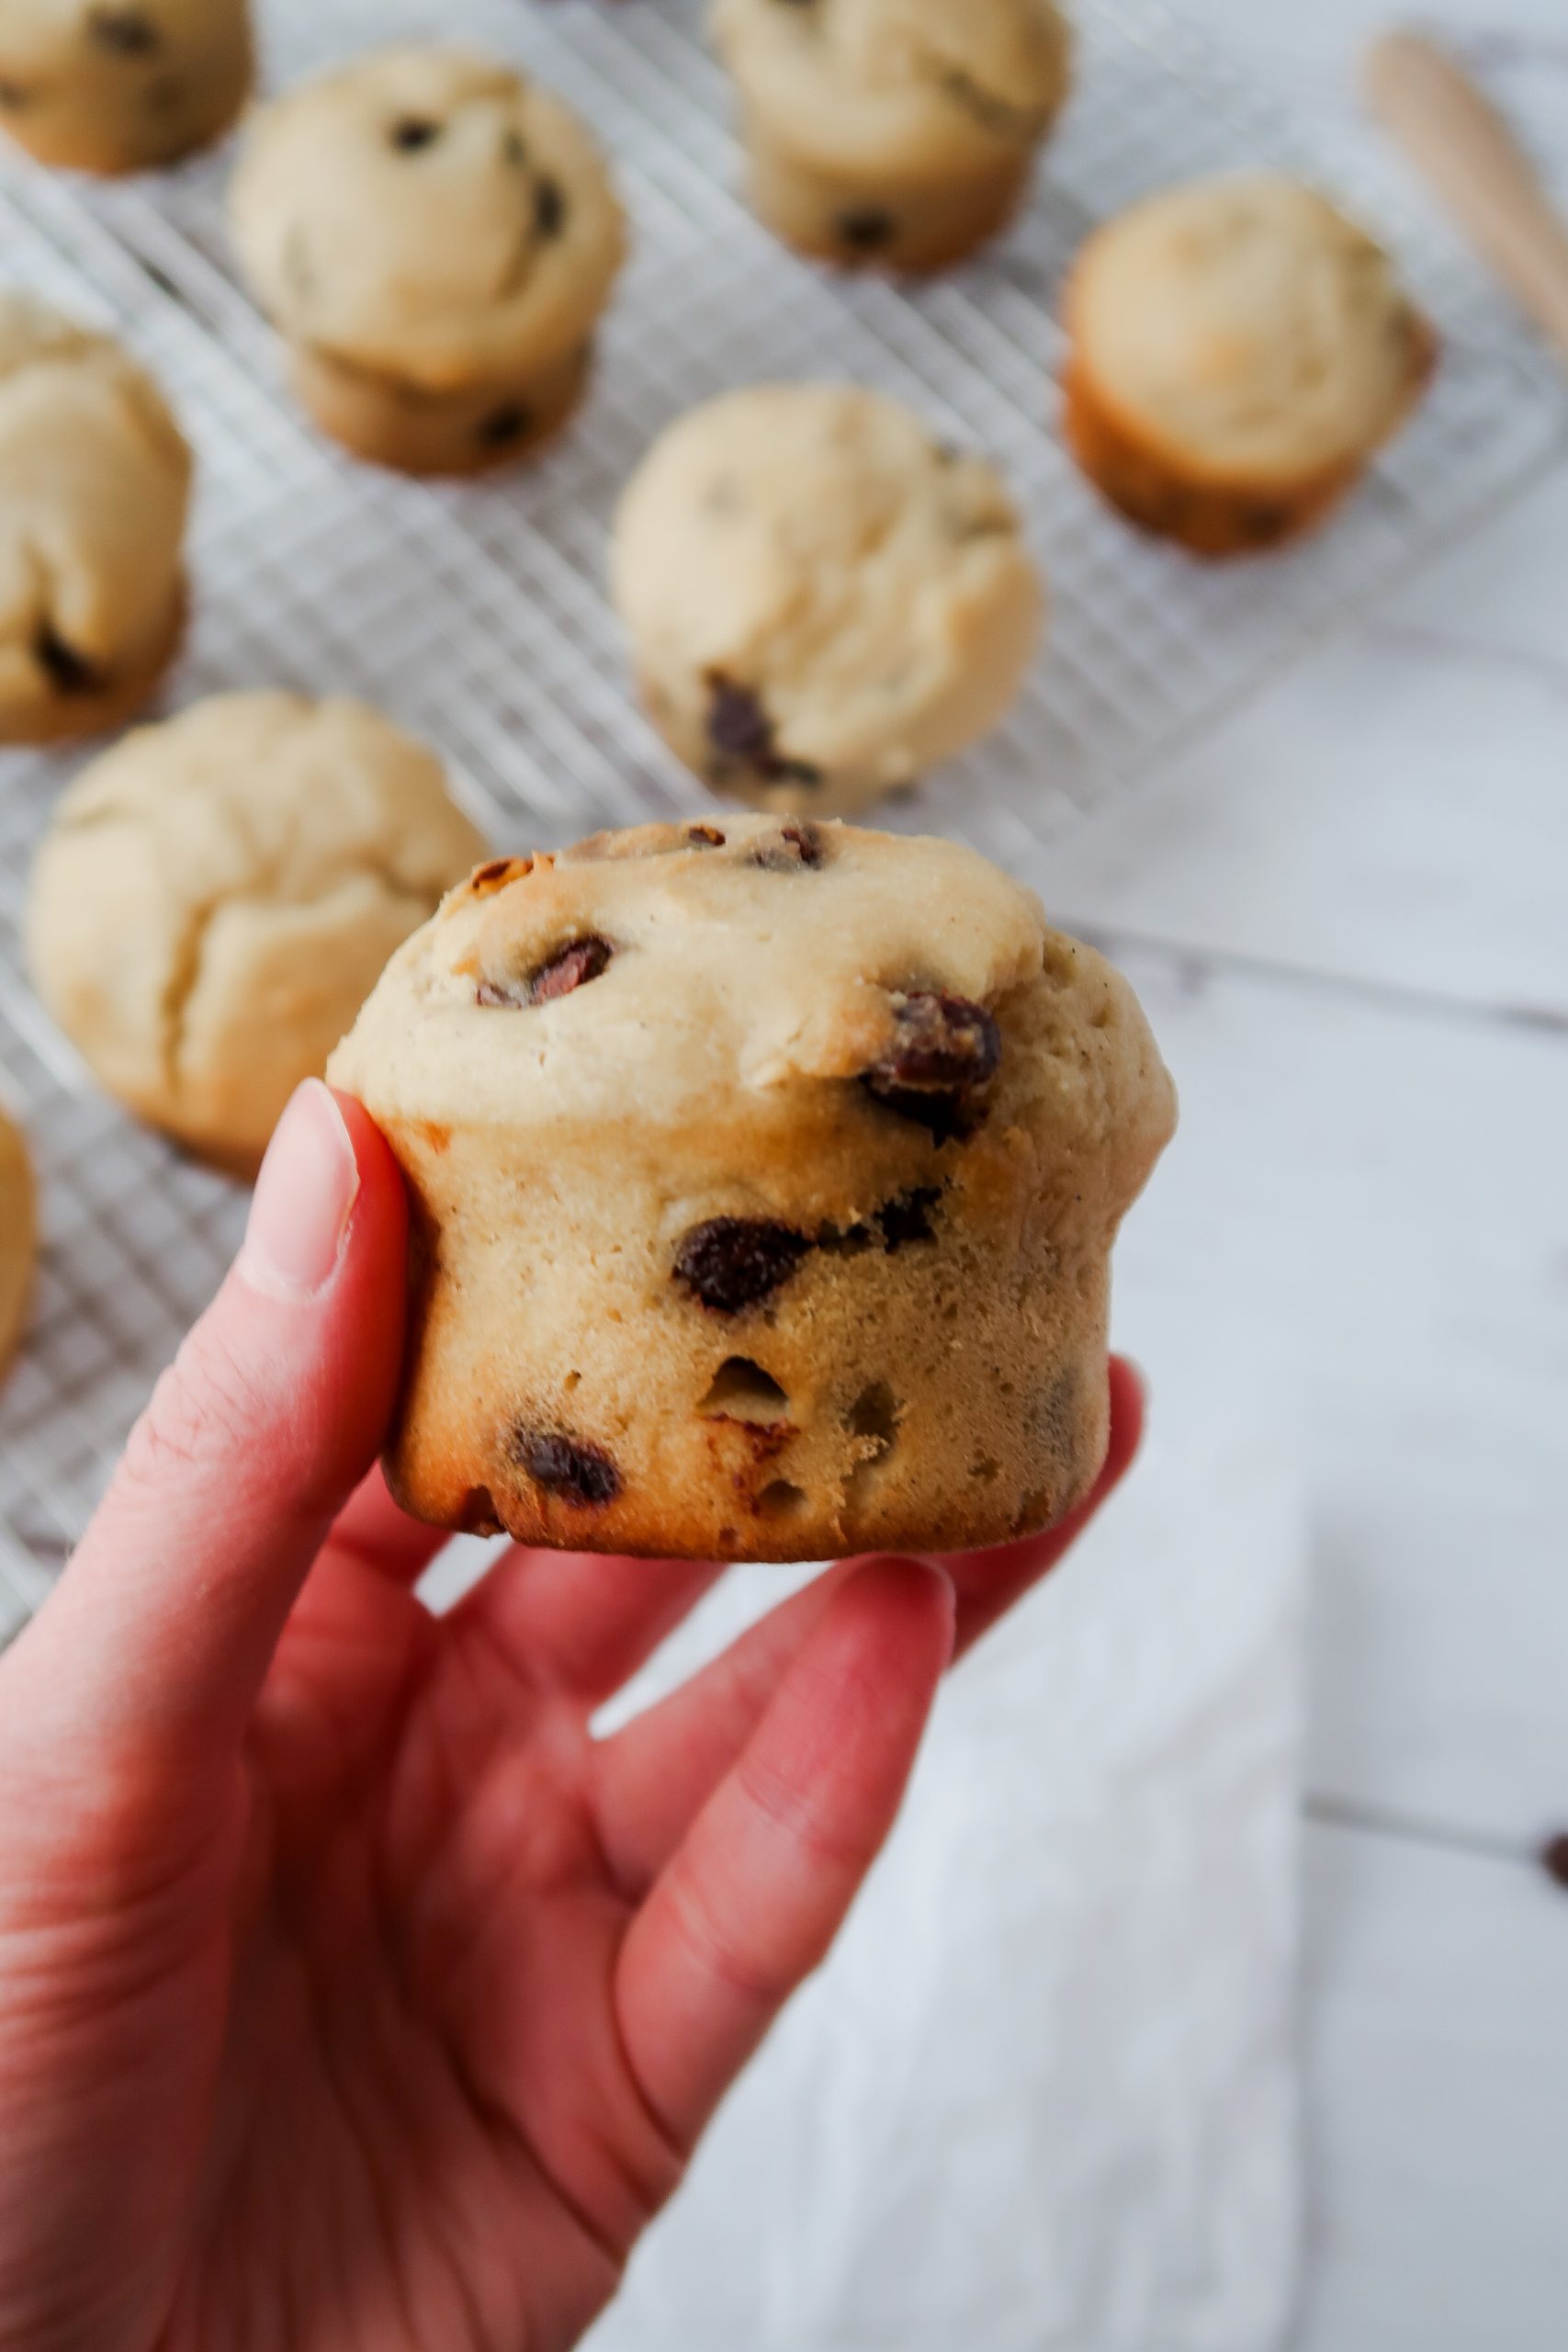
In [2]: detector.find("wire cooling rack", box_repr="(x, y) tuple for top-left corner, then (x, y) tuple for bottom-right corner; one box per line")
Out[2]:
(1, 0), (1565, 1625)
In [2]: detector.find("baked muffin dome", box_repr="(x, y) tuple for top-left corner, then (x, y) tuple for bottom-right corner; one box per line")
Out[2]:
(612, 384), (1044, 815)
(1062, 172), (1437, 555)
(0, 0), (253, 175)
(328, 815), (1175, 1563)
(27, 693), (487, 1177)
(0, 1098), (34, 1386)
(0, 292), (190, 745)
(229, 45), (626, 473)
(712, 0), (1072, 269)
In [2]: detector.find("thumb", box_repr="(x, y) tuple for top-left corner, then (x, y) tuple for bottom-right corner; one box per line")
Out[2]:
(13, 1081), (408, 1774)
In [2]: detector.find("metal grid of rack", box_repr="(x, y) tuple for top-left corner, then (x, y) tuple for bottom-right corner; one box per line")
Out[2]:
(1, 0), (1563, 1627)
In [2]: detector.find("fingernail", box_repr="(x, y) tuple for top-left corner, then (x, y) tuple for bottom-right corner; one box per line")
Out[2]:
(238, 1081), (360, 1300)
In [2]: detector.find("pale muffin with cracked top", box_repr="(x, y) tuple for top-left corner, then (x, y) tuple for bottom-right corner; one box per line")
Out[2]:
(27, 693), (486, 1177)
(712, 0), (1072, 269)
(612, 383), (1044, 815)
(229, 45), (626, 474)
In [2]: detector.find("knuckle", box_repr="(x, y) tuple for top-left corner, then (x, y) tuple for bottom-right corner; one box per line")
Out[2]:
(115, 1306), (272, 1508)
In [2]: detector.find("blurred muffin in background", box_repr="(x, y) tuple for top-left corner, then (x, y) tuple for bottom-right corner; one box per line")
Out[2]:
(27, 693), (487, 1178)
(1062, 171), (1438, 556)
(229, 44), (626, 475)
(711, 0), (1072, 270)
(612, 382), (1044, 815)
(0, 292), (190, 746)
(0, 0), (253, 174)
(0, 1098), (34, 1386)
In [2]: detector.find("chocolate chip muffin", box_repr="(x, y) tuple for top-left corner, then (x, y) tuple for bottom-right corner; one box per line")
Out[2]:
(27, 693), (487, 1178)
(612, 384), (1044, 816)
(0, 293), (190, 746)
(0, 1097), (35, 1386)
(0, 0), (252, 174)
(1062, 172), (1438, 557)
(711, 0), (1072, 270)
(228, 44), (627, 475)
(327, 816), (1176, 1562)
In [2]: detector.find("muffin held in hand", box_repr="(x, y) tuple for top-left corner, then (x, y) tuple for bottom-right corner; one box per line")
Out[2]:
(0, 1099), (35, 1386)
(328, 816), (1175, 1563)
(1062, 172), (1438, 556)
(228, 44), (626, 475)
(612, 384), (1044, 815)
(0, 0), (253, 175)
(712, 0), (1072, 270)
(27, 693), (486, 1178)
(0, 293), (190, 745)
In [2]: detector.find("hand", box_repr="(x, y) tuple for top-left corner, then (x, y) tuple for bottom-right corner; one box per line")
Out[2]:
(0, 1081), (1142, 2352)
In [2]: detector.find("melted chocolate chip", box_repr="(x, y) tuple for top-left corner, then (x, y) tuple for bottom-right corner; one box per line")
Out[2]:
(86, 6), (161, 57)
(706, 676), (773, 763)
(510, 1427), (620, 1507)
(863, 993), (1001, 1139)
(748, 821), (824, 872)
(874, 1186), (942, 1250)
(477, 933), (614, 1009)
(838, 208), (895, 253)
(528, 934), (614, 1003)
(686, 823), (727, 848)
(390, 116), (441, 153)
(534, 175), (567, 238)
(704, 673), (823, 790)
(674, 1217), (812, 1314)
(476, 400), (532, 448)
(34, 626), (97, 695)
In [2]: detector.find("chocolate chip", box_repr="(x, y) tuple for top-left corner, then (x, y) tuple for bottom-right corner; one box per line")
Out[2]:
(674, 1217), (812, 1314)
(748, 821), (824, 872)
(390, 116), (441, 153)
(862, 992), (1001, 1139)
(86, 6), (161, 57)
(509, 1427), (620, 1507)
(476, 400), (532, 448)
(838, 208), (895, 253)
(706, 676), (773, 763)
(534, 175), (567, 238)
(704, 673), (822, 789)
(1540, 1833), (1568, 1891)
(528, 934), (614, 1002)
(0, 78), (31, 109)
(477, 933), (614, 1008)
(874, 1186), (942, 1249)
(686, 823), (726, 847)
(34, 626), (97, 695)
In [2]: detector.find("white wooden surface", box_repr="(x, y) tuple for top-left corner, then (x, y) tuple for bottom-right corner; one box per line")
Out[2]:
(1037, 5), (1568, 2342)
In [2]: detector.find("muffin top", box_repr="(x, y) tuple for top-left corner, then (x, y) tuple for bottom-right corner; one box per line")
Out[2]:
(1066, 172), (1434, 481)
(0, 0), (246, 77)
(0, 293), (190, 712)
(229, 45), (626, 390)
(27, 691), (486, 1162)
(0, 1096), (33, 1379)
(711, 0), (1072, 180)
(330, 815), (1175, 1236)
(612, 383), (1043, 797)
